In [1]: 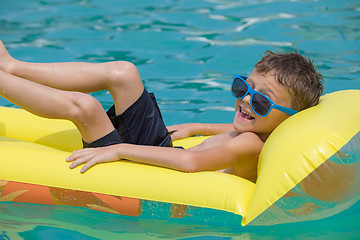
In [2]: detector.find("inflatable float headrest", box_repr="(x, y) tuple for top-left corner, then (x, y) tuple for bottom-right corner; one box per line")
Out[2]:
(243, 90), (360, 225)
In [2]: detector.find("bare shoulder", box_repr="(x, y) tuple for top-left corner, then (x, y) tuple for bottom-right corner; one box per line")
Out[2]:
(190, 131), (263, 155)
(228, 131), (264, 154)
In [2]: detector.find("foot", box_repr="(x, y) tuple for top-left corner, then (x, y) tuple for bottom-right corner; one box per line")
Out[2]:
(0, 40), (16, 73)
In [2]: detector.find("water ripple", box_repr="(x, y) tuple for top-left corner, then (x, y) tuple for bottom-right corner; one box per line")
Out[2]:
(185, 36), (292, 47)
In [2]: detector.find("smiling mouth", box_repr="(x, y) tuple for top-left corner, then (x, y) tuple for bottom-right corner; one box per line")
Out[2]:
(239, 106), (255, 120)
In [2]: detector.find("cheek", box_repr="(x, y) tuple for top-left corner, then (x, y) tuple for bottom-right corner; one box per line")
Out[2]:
(268, 112), (290, 129)
(234, 99), (240, 110)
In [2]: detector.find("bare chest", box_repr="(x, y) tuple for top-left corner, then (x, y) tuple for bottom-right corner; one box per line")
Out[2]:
(188, 131), (258, 182)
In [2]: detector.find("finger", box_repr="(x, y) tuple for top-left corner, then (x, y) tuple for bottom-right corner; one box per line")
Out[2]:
(170, 132), (183, 141)
(72, 148), (88, 154)
(80, 159), (98, 173)
(66, 149), (91, 162)
(66, 154), (77, 162)
(167, 125), (178, 132)
(69, 154), (95, 169)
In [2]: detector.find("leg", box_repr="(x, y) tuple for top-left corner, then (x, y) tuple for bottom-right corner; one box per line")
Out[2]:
(0, 41), (118, 93)
(0, 41), (144, 115)
(0, 69), (114, 143)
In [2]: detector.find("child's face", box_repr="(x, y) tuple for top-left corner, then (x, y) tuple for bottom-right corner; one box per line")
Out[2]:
(233, 69), (293, 141)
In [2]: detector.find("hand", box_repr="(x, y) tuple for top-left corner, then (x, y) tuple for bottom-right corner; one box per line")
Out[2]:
(66, 145), (121, 173)
(167, 123), (195, 141)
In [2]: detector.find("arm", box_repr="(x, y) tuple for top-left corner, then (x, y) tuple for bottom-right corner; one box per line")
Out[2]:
(67, 132), (262, 174)
(167, 123), (234, 141)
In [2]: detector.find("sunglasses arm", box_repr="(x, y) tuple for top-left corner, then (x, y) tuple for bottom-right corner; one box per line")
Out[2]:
(273, 105), (298, 116)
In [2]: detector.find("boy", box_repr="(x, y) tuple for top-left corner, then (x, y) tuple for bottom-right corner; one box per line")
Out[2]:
(0, 41), (324, 182)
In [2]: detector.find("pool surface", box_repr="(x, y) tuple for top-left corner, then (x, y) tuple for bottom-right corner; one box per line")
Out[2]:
(1, 0), (360, 239)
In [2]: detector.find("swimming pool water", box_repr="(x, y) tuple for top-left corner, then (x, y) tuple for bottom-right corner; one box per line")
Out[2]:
(1, 0), (360, 239)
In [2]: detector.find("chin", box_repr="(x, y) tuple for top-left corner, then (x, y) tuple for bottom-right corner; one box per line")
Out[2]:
(233, 118), (253, 134)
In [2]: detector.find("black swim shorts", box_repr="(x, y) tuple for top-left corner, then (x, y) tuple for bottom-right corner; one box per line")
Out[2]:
(83, 89), (172, 148)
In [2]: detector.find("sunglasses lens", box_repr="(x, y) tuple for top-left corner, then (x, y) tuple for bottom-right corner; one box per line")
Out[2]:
(232, 78), (248, 99)
(252, 93), (271, 116)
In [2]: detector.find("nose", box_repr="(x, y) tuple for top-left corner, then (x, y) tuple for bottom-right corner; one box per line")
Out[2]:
(242, 93), (251, 105)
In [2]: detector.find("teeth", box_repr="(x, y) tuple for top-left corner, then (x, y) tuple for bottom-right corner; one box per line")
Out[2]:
(241, 108), (252, 117)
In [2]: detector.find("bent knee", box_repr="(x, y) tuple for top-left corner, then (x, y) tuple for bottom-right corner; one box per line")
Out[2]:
(67, 92), (104, 124)
(106, 61), (142, 88)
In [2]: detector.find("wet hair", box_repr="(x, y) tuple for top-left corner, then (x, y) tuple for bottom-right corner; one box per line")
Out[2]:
(255, 50), (324, 111)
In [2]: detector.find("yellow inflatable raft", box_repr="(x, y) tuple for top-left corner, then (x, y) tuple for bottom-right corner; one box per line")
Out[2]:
(0, 90), (359, 225)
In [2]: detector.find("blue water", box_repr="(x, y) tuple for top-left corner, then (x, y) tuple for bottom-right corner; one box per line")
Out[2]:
(1, 0), (360, 239)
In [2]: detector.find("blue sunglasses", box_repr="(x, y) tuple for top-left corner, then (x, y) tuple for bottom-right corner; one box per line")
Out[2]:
(231, 75), (298, 117)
